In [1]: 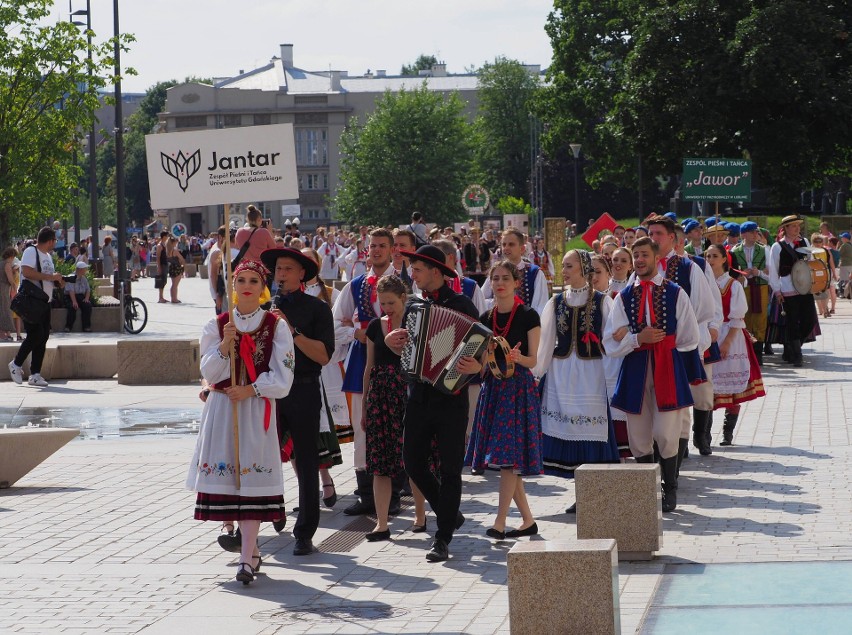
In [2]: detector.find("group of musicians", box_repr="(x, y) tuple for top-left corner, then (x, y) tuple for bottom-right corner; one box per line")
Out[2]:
(186, 213), (821, 583)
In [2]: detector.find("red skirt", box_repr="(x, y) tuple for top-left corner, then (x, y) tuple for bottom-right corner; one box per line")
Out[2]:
(714, 332), (766, 410)
(194, 493), (285, 522)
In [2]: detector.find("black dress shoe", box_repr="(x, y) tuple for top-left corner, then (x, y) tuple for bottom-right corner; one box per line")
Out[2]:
(505, 522), (539, 538)
(365, 529), (391, 542)
(293, 538), (315, 556)
(425, 539), (449, 562)
(455, 512), (465, 530)
(217, 527), (242, 553)
(343, 500), (375, 516)
(470, 467), (484, 475)
(486, 527), (506, 540)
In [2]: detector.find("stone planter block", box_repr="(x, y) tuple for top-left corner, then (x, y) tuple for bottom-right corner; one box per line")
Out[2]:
(0, 428), (78, 488)
(117, 339), (200, 385)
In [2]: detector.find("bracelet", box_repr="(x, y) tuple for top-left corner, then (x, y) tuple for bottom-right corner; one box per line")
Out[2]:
(251, 383), (261, 398)
(216, 347), (228, 360)
(486, 336), (515, 380)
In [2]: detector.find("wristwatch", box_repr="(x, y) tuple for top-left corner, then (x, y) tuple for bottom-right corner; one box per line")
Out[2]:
(292, 327), (302, 338)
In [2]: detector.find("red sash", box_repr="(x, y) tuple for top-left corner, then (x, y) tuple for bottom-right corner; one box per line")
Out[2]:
(239, 333), (272, 431)
(638, 334), (679, 410)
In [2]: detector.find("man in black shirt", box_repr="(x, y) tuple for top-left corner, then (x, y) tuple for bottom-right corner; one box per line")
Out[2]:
(386, 245), (479, 562)
(261, 247), (335, 556)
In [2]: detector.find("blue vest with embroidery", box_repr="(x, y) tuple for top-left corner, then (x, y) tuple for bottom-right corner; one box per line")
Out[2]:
(663, 254), (708, 380)
(341, 274), (379, 393)
(690, 254), (706, 272)
(518, 264), (540, 306)
(552, 291), (605, 360)
(461, 277), (478, 301)
(610, 281), (695, 414)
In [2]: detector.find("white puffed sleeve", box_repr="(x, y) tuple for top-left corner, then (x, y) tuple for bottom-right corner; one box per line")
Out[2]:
(200, 318), (231, 385)
(532, 297), (557, 378)
(252, 319), (295, 400)
(602, 293), (639, 359)
(674, 289), (700, 352)
(726, 280), (748, 329)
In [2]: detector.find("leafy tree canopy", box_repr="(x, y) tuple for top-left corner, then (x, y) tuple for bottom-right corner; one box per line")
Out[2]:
(401, 54), (438, 76)
(333, 85), (474, 228)
(538, 0), (852, 203)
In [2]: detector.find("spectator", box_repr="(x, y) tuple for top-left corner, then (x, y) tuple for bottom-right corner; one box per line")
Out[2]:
(234, 204), (277, 263)
(167, 236), (186, 304)
(407, 211), (429, 247)
(9, 226), (65, 387)
(130, 236), (142, 281)
(138, 239), (149, 278)
(64, 261), (93, 332)
(838, 233), (852, 297)
(101, 235), (116, 279)
(0, 246), (17, 341)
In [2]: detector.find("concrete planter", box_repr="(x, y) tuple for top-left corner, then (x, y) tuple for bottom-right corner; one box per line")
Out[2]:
(50, 304), (123, 333)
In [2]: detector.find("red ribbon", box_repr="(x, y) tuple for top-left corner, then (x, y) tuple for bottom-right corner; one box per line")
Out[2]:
(637, 280), (657, 326)
(657, 256), (669, 272)
(367, 275), (378, 303)
(450, 276), (462, 293)
(239, 333), (272, 432)
(638, 334), (679, 410)
(423, 288), (441, 301)
(581, 332), (601, 345)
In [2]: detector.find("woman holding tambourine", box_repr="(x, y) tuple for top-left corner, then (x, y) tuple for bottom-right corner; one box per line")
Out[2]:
(533, 250), (620, 514)
(463, 260), (543, 540)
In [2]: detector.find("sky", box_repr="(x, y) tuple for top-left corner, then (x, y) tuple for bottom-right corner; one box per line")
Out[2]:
(51, 0), (556, 93)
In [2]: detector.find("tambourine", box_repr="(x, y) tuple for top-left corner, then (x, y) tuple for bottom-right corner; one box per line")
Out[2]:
(486, 336), (515, 380)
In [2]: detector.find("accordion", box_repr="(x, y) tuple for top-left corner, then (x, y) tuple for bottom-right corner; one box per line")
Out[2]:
(401, 302), (492, 394)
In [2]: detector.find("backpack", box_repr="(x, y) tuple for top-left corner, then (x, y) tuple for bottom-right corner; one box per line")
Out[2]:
(408, 224), (428, 248)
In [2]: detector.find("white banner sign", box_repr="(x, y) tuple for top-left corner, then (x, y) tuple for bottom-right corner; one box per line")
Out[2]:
(145, 124), (299, 209)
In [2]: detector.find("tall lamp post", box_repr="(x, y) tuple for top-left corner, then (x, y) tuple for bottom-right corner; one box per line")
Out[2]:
(113, 0), (127, 286)
(71, 0), (99, 274)
(569, 143), (581, 228)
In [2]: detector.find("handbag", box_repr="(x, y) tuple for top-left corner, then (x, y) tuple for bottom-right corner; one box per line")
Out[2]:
(10, 248), (51, 323)
(154, 273), (167, 289)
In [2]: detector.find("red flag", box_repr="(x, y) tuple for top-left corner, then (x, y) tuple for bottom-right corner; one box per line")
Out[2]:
(581, 213), (619, 247)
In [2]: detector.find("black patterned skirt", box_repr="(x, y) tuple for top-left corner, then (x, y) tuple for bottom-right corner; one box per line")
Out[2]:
(365, 363), (408, 477)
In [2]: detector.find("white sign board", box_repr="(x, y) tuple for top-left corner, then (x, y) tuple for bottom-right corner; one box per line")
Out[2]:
(282, 204), (301, 218)
(145, 124), (299, 209)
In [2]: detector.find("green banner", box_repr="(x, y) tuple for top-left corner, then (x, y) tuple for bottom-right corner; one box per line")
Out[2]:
(682, 158), (752, 202)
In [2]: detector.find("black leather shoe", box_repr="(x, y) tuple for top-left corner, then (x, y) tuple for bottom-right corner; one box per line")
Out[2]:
(470, 467), (484, 475)
(505, 522), (538, 538)
(343, 500), (375, 516)
(293, 538), (315, 556)
(272, 517), (287, 533)
(217, 527), (241, 553)
(425, 539), (449, 562)
(365, 529), (391, 542)
(486, 527), (506, 540)
(455, 512), (465, 530)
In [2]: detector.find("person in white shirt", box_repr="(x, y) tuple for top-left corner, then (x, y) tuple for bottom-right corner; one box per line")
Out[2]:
(317, 235), (343, 281)
(9, 227), (65, 387)
(481, 228), (549, 315)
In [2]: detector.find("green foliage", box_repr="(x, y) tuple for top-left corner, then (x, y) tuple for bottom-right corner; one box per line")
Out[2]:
(473, 57), (541, 201)
(0, 0), (132, 247)
(495, 196), (534, 216)
(539, 1), (852, 204)
(333, 85), (474, 228)
(401, 54), (438, 76)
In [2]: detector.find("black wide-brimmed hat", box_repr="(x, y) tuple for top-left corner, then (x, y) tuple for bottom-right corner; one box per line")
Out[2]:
(260, 247), (318, 281)
(400, 245), (458, 278)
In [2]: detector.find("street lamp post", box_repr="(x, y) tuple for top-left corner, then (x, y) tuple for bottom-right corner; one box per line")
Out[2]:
(113, 0), (127, 287)
(569, 143), (581, 228)
(71, 0), (99, 274)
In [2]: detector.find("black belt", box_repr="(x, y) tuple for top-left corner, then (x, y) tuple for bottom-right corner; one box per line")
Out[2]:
(292, 375), (320, 385)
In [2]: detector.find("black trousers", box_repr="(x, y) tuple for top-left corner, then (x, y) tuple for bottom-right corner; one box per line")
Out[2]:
(65, 294), (92, 330)
(783, 294), (818, 362)
(14, 308), (51, 374)
(403, 384), (468, 544)
(277, 376), (321, 541)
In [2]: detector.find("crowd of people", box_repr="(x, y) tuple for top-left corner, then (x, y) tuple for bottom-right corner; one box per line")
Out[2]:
(181, 207), (846, 586)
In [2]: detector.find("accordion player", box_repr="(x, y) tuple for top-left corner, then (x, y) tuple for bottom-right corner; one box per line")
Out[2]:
(401, 302), (492, 394)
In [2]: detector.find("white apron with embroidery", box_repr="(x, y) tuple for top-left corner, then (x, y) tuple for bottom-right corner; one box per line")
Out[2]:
(186, 309), (295, 496)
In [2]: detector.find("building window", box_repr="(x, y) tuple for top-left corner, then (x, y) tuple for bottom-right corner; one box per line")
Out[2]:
(299, 173), (329, 191)
(295, 95), (328, 106)
(323, 173), (329, 190)
(223, 114), (241, 127)
(253, 114), (272, 126)
(174, 115), (208, 129)
(295, 129), (328, 166)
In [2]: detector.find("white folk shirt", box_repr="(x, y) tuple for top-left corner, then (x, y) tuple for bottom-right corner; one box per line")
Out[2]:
(481, 259), (549, 315)
(317, 241), (343, 280)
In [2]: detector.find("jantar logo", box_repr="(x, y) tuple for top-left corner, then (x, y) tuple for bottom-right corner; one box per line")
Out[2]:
(161, 150), (201, 192)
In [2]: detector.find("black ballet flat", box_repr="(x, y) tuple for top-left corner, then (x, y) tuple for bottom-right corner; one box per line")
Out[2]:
(322, 482), (338, 508)
(235, 562), (255, 585)
(365, 529), (391, 542)
(505, 522), (539, 538)
(272, 517), (287, 533)
(486, 527), (506, 540)
(411, 522), (427, 533)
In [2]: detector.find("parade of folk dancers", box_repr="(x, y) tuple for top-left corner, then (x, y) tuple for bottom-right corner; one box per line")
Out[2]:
(184, 209), (833, 585)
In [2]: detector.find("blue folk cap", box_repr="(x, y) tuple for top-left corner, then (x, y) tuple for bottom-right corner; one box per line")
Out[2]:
(726, 223), (741, 237)
(705, 218), (717, 227)
(740, 221), (759, 233)
(683, 220), (700, 233)
(664, 212), (678, 222)
(840, 232), (851, 239)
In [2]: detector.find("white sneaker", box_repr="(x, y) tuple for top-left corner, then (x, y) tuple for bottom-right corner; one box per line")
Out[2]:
(27, 373), (48, 387)
(8, 361), (23, 385)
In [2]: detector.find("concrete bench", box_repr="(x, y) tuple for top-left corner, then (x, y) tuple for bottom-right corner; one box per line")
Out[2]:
(50, 304), (122, 333)
(117, 339), (200, 385)
(199, 264), (209, 279)
(93, 277), (112, 287)
(0, 428), (78, 488)
(0, 343), (117, 381)
(508, 539), (620, 635)
(94, 285), (116, 298)
(575, 463), (662, 560)
(183, 263), (197, 278)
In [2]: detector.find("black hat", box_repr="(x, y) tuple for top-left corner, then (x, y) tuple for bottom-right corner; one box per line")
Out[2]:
(400, 245), (457, 278)
(260, 247), (318, 282)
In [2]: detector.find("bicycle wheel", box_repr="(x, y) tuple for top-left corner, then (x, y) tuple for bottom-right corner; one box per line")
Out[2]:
(124, 296), (148, 334)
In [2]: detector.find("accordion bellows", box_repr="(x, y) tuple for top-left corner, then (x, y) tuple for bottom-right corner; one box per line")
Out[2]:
(401, 302), (492, 394)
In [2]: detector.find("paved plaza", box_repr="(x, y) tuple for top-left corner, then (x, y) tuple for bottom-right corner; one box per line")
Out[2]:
(1, 275), (851, 634)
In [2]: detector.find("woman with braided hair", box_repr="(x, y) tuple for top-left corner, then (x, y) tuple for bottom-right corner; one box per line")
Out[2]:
(534, 250), (619, 513)
(464, 260), (543, 539)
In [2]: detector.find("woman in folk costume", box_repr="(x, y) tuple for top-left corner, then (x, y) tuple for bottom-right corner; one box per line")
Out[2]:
(704, 245), (765, 446)
(534, 250), (619, 514)
(605, 247), (634, 459)
(464, 260), (543, 539)
(186, 259), (295, 585)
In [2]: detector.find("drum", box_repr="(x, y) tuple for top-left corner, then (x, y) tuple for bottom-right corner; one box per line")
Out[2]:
(791, 259), (829, 295)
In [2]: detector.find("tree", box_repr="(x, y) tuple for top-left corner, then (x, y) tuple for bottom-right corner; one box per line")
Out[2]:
(333, 85), (474, 228)
(401, 54), (438, 76)
(0, 0), (127, 246)
(474, 57), (541, 202)
(495, 196), (534, 216)
(538, 1), (852, 203)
